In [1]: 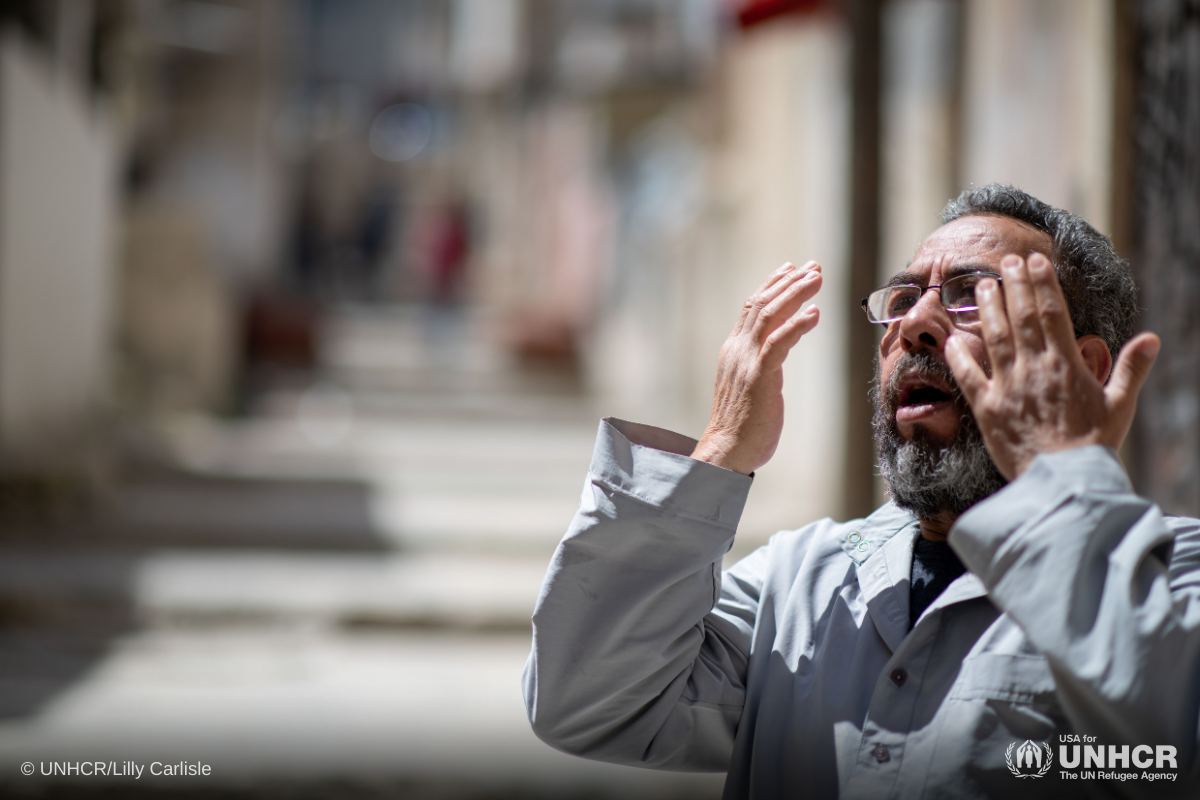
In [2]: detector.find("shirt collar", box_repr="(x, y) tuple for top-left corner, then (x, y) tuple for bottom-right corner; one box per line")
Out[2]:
(851, 508), (920, 653)
(837, 501), (917, 566)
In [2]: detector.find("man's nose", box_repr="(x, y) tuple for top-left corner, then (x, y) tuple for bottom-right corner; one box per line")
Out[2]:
(897, 288), (952, 352)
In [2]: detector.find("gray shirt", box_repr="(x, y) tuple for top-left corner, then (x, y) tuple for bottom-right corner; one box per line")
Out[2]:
(523, 418), (1200, 798)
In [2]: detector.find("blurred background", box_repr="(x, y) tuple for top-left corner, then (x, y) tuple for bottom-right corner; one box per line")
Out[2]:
(0, 0), (1195, 797)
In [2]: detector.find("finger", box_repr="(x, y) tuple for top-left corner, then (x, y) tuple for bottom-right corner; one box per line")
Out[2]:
(975, 276), (1015, 377)
(1027, 253), (1077, 353)
(752, 269), (822, 342)
(761, 262), (820, 307)
(759, 261), (801, 295)
(945, 334), (990, 407)
(767, 260), (818, 289)
(1104, 332), (1161, 423)
(1000, 254), (1046, 352)
(733, 262), (819, 336)
(761, 304), (819, 369)
(732, 262), (796, 336)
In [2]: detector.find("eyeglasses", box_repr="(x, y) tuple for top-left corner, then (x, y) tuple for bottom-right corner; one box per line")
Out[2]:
(861, 272), (1001, 324)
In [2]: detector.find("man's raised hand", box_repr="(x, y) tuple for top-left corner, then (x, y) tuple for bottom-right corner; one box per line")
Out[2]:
(690, 261), (822, 475)
(944, 253), (1161, 480)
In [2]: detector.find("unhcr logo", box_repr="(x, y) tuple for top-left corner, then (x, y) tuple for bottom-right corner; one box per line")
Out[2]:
(1006, 740), (1053, 778)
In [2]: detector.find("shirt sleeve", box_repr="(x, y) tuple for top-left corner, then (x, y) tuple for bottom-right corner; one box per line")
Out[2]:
(949, 445), (1200, 775)
(522, 418), (762, 771)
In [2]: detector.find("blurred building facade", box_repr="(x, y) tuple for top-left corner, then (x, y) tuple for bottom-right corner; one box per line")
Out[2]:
(0, 3), (120, 483)
(0, 0), (1194, 526)
(1126, 0), (1200, 518)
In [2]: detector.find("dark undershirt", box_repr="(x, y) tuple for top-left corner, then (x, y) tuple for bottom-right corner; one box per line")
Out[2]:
(909, 537), (967, 629)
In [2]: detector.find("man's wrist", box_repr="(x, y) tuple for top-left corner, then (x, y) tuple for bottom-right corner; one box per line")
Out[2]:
(690, 437), (754, 476)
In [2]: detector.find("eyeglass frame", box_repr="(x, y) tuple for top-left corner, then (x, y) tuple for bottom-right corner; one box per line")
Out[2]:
(860, 271), (1002, 325)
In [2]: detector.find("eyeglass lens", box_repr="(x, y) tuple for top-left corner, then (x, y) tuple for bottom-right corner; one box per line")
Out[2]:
(867, 273), (997, 323)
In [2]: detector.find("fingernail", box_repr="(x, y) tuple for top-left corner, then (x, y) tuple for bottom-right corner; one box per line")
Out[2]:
(1029, 255), (1049, 271)
(978, 277), (997, 296)
(1002, 255), (1021, 270)
(801, 270), (820, 282)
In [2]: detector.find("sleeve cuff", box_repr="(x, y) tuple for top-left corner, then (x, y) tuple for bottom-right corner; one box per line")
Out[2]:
(591, 417), (754, 530)
(949, 445), (1132, 578)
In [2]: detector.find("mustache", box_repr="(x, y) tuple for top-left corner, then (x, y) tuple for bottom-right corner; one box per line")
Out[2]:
(883, 350), (965, 410)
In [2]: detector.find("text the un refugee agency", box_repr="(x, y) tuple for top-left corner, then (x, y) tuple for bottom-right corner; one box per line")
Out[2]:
(1011, 735), (1180, 783)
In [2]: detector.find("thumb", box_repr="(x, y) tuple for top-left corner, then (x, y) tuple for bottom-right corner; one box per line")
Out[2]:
(1105, 332), (1161, 418)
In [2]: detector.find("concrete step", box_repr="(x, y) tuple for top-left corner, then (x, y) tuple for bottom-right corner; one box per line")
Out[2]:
(151, 416), (599, 487)
(109, 415), (598, 555)
(105, 475), (583, 556)
(136, 550), (546, 631)
(0, 548), (550, 632)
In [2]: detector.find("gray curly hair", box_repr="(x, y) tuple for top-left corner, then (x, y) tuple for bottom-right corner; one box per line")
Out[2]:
(940, 184), (1138, 360)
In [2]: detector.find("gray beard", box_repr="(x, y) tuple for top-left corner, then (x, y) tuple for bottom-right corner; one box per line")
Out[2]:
(872, 350), (1007, 521)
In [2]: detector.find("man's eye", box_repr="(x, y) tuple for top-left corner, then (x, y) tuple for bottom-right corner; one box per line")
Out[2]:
(887, 291), (917, 316)
(950, 286), (976, 306)
(946, 277), (982, 307)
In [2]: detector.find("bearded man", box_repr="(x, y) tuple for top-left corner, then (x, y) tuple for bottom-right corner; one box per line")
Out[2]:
(522, 185), (1200, 798)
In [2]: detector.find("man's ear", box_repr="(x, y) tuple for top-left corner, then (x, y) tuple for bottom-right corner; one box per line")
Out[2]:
(1078, 334), (1113, 384)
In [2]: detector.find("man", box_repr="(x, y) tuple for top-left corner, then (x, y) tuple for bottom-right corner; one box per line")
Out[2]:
(522, 185), (1200, 798)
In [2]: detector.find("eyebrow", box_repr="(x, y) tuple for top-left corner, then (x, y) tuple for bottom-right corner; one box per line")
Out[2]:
(884, 263), (997, 288)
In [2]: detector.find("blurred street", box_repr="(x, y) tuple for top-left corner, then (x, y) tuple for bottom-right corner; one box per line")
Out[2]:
(0, 306), (722, 799)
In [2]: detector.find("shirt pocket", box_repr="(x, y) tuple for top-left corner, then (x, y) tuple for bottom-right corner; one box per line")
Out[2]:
(949, 653), (1066, 740)
(949, 653), (1057, 704)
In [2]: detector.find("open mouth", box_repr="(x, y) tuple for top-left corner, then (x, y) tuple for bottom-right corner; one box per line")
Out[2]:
(899, 384), (954, 407)
(893, 375), (959, 425)
(886, 353), (962, 428)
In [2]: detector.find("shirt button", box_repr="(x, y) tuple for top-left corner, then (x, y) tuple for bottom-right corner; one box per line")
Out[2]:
(873, 744), (890, 763)
(890, 668), (907, 687)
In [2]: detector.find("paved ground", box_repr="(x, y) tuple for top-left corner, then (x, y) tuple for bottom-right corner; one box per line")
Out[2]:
(0, 306), (725, 799)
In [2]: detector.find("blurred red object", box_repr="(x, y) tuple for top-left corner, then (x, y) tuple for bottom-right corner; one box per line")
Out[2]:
(244, 292), (321, 370)
(734, 0), (827, 28)
(505, 314), (579, 369)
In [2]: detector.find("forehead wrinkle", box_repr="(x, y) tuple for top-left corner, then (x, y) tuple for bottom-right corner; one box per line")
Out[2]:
(931, 215), (1053, 259)
(884, 261), (996, 289)
(893, 215), (1053, 289)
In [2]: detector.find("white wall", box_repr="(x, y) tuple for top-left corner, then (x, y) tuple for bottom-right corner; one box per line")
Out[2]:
(881, 0), (961, 283)
(0, 32), (119, 460)
(711, 19), (851, 543)
(960, 0), (1114, 229)
(880, 0), (1116, 272)
(586, 17), (852, 547)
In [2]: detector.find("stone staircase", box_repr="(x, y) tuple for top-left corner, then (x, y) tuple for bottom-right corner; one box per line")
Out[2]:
(0, 305), (723, 799)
